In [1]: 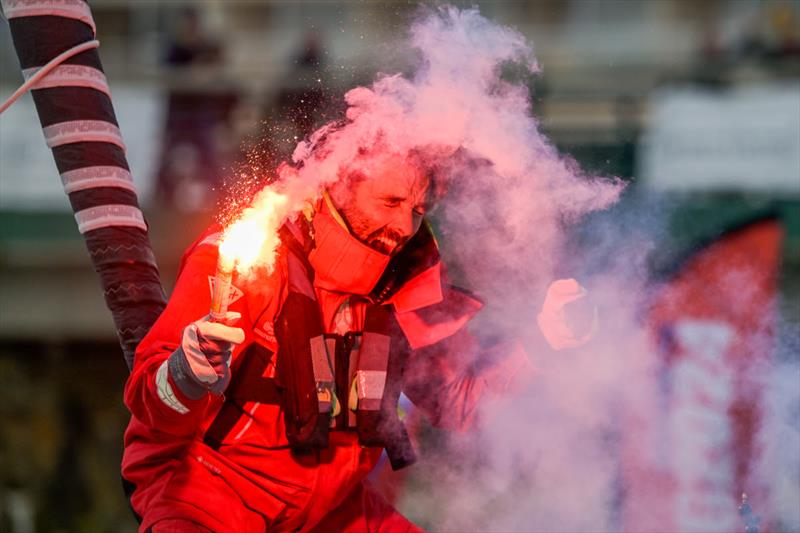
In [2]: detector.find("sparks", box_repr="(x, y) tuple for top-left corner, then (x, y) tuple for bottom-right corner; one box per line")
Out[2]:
(219, 187), (290, 275)
(210, 187), (292, 320)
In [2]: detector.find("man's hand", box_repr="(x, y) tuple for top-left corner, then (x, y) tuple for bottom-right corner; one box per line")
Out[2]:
(536, 279), (597, 351)
(167, 312), (245, 399)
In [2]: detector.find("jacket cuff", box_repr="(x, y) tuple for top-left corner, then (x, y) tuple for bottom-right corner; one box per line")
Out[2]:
(167, 347), (208, 400)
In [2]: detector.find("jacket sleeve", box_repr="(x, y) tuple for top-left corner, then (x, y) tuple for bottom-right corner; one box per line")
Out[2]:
(123, 231), (256, 438)
(402, 327), (535, 431)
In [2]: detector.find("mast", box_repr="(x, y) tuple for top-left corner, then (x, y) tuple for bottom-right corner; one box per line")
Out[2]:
(2, 0), (166, 368)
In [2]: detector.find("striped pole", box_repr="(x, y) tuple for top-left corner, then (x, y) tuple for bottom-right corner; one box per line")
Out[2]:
(3, 0), (166, 369)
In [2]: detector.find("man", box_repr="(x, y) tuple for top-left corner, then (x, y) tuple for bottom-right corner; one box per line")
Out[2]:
(122, 147), (589, 532)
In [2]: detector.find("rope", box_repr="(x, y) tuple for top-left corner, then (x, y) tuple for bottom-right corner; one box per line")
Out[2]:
(0, 39), (99, 115)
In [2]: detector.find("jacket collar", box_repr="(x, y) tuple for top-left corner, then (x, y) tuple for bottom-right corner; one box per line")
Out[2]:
(385, 262), (443, 313)
(307, 198), (391, 296)
(304, 194), (445, 311)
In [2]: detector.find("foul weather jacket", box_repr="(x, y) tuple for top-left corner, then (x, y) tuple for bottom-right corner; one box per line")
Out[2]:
(122, 208), (532, 532)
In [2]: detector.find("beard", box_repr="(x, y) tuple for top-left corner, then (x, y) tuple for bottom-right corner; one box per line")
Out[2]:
(338, 204), (409, 255)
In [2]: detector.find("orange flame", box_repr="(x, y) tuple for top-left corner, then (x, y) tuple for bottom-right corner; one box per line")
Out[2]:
(218, 188), (290, 275)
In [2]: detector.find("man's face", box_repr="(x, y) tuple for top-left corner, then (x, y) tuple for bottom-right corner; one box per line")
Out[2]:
(330, 154), (431, 255)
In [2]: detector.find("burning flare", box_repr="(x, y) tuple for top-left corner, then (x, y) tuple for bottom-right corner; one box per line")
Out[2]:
(210, 188), (291, 319)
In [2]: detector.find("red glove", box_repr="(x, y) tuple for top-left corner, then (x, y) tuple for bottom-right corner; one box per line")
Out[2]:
(167, 312), (245, 399)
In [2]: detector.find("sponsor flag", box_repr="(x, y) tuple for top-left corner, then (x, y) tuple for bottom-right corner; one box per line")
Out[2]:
(624, 217), (784, 532)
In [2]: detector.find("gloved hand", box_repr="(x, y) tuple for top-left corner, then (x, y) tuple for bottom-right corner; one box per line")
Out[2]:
(167, 312), (245, 399)
(536, 279), (597, 351)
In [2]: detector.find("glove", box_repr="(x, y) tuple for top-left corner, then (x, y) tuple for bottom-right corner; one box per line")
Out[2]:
(167, 312), (245, 399)
(536, 279), (597, 351)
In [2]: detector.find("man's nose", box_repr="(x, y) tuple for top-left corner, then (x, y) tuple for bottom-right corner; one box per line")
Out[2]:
(393, 208), (416, 238)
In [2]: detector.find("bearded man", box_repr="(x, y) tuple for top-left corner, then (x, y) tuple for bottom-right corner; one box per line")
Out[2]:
(122, 146), (590, 532)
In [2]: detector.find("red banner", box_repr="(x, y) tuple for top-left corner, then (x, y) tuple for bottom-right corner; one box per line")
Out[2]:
(624, 218), (784, 532)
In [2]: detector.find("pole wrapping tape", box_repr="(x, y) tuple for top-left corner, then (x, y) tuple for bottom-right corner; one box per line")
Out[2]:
(4, 0), (166, 370)
(2, 0), (96, 35)
(75, 204), (146, 234)
(43, 119), (125, 151)
(22, 64), (110, 97)
(61, 166), (136, 194)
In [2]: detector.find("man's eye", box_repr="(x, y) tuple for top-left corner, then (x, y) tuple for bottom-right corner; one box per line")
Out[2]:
(413, 206), (427, 216)
(383, 198), (402, 207)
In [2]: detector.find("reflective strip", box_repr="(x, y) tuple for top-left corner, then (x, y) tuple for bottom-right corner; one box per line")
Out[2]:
(43, 120), (125, 151)
(199, 232), (223, 247)
(22, 64), (109, 96)
(310, 335), (336, 414)
(309, 335), (335, 383)
(156, 359), (189, 414)
(358, 332), (391, 371)
(74, 204), (146, 234)
(232, 402), (260, 441)
(60, 166), (135, 194)
(2, 0), (96, 35)
(357, 370), (387, 400)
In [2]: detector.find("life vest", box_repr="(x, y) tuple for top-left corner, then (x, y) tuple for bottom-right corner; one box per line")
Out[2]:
(205, 221), (441, 470)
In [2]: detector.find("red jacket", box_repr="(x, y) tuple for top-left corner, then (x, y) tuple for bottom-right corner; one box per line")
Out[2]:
(122, 217), (532, 532)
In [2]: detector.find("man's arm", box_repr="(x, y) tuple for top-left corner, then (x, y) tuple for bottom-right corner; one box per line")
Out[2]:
(123, 235), (250, 437)
(401, 278), (594, 431)
(402, 328), (534, 431)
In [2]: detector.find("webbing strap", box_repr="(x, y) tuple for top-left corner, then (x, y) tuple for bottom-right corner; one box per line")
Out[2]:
(309, 335), (336, 414)
(22, 64), (110, 96)
(43, 120), (125, 151)
(203, 342), (282, 450)
(61, 165), (136, 194)
(74, 204), (146, 234)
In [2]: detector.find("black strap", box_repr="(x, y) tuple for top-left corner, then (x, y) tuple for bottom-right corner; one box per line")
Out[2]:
(203, 342), (281, 449)
(204, 222), (421, 469)
(358, 303), (417, 469)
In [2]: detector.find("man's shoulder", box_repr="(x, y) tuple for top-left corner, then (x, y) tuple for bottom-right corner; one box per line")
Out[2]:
(179, 223), (290, 317)
(178, 223), (225, 268)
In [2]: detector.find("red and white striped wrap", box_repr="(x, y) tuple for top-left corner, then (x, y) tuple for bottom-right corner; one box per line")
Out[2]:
(22, 64), (111, 97)
(3, 0), (166, 369)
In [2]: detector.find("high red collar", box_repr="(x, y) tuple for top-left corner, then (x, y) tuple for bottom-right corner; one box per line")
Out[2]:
(308, 201), (391, 295)
(306, 200), (444, 311)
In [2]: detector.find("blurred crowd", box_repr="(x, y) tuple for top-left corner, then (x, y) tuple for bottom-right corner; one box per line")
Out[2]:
(148, 3), (800, 212)
(154, 8), (332, 213)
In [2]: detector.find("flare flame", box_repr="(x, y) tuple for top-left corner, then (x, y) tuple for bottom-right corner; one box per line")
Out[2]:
(218, 187), (291, 275)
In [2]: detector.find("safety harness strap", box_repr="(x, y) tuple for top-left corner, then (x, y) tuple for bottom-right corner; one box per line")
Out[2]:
(202, 222), (428, 468)
(274, 226), (331, 451)
(356, 304), (417, 469)
(203, 342), (282, 450)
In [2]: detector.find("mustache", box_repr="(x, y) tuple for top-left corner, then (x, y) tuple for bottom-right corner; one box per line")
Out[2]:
(365, 228), (409, 254)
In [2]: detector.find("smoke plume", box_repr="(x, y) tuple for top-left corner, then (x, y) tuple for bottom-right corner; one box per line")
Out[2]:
(222, 5), (621, 282)
(226, 4), (798, 532)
